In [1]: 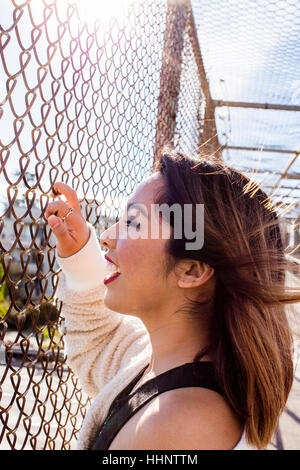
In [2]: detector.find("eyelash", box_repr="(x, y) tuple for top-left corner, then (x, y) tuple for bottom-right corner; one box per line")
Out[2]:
(125, 219), (140, 229)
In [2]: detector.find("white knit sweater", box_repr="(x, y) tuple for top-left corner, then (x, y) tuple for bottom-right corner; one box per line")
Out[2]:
(55, 222), (255, 450)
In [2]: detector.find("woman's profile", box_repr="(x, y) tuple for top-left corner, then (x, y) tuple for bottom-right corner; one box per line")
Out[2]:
(45, 147), (299, 450)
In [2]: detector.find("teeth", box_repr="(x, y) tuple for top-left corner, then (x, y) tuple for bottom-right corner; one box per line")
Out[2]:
(106, 260), (121, 275)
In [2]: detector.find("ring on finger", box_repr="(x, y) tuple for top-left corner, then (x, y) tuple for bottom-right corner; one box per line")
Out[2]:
(61, 207), (74, 222)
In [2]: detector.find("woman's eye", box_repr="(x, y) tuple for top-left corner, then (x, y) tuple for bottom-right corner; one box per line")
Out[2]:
(125, 219), (141, 230)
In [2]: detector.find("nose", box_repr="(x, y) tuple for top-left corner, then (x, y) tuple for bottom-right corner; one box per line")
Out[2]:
(99, 223), (118, 251)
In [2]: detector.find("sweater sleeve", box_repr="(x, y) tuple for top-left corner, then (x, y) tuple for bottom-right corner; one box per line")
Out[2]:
(54, 222), (150, 398)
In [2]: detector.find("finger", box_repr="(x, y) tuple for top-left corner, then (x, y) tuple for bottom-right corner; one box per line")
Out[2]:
(47, 214), (63, 229)
(47, 214), (73, 243)
(51, 182), (81, 213)
(50, 186), (62, 199)
(50, 192), (61, 199)
(45, 200), (71, 220)
(51, 187), (61, 196)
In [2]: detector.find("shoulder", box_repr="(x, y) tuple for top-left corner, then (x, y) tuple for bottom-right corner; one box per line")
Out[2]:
(134, 387), (244, 450)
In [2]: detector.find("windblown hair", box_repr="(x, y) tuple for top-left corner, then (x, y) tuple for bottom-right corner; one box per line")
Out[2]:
(153, 146), (300, 449)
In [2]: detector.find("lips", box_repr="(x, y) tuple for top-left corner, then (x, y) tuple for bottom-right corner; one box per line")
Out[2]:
(104, 254), (121, 285)
(104, 272), (121, 285)
(104, 254), (117, 266)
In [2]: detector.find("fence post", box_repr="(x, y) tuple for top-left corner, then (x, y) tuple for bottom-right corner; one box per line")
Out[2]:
(153, 0), (189, 164)
(153, 0), (220, 163)
(185, 6), (220, 158)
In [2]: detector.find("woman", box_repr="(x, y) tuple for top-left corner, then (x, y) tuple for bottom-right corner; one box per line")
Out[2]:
(45, 148), (299, 450)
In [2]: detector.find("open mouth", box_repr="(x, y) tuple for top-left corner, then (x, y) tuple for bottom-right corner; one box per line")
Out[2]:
(104, 254), (121, 285)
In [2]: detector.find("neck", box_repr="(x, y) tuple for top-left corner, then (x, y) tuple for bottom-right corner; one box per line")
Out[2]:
(143, 313), (212, 378)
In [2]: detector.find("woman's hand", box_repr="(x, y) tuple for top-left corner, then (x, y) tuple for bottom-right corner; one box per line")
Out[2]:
(45, 182), (90, 258)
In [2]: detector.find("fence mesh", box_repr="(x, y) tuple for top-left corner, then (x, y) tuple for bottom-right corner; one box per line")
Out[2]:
(0, 0), (298, 451)
(0, 0), (214, 450)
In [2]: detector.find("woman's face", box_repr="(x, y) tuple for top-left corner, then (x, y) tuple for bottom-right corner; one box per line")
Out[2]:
(100, 173), (176, 322)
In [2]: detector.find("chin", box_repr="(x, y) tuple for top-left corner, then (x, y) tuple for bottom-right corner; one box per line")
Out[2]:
(103, 292), (141, 318)
(104, 292), (127, 315)
(103, 292), (119, 310)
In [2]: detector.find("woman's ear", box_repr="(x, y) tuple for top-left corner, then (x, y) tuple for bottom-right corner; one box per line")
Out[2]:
(176, 260), (214, 289)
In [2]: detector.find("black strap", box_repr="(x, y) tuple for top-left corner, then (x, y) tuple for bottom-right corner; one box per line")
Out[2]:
(105, 364), (149, 418)
(91, 362), (221, 450)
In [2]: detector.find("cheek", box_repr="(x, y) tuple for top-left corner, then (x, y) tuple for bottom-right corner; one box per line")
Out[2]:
(118, 239), (166, 287)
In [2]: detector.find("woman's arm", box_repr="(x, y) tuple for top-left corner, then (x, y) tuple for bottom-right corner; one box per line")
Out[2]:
(55, 222), (150, 399)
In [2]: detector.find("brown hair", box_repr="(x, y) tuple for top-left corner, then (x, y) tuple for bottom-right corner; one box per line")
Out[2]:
(153, 146), (300, 449)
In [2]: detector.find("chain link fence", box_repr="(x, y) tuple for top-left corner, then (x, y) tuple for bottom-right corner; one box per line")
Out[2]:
(0, 0), (218, 449)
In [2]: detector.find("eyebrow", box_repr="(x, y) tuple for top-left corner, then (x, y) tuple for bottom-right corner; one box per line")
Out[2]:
(126, 202), (148, 217)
